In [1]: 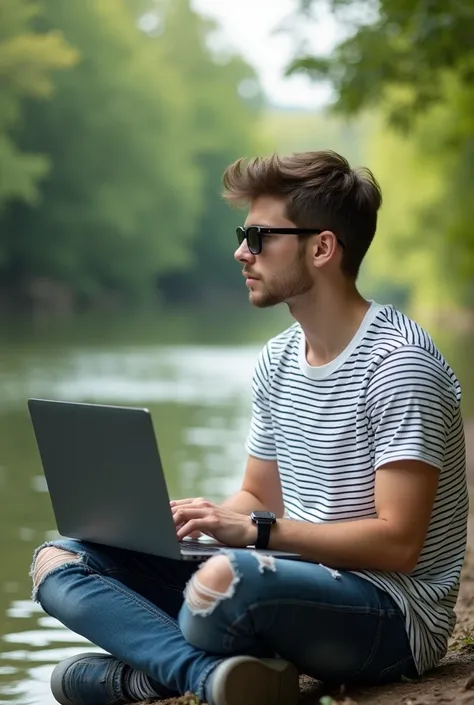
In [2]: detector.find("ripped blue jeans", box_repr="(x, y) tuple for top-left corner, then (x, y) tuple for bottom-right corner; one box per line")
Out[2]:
(31, 539), (417, 702)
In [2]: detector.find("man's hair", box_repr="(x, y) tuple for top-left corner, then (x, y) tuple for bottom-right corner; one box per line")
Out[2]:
(222, 150), (382, 279)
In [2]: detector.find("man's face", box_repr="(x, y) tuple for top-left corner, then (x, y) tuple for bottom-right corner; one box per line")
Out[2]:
(234, 196), (314, 308)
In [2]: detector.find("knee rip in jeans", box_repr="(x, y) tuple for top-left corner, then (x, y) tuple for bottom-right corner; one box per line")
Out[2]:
(183, 551), (276, 617)
(30, 546), (83, 601)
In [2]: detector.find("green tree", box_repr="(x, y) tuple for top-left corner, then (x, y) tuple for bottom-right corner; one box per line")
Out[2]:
(0, 0), (265, 310)
(2, 0), (202, 306)
(0, 0), (76, 208)
(288, 0), (474, 129)
(286, 0), (474, 315)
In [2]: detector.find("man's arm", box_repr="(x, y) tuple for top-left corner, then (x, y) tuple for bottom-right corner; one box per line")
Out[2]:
(173, 458), (439, 567)
(220, 455), (285, 517)
(266, 459), (439, 572)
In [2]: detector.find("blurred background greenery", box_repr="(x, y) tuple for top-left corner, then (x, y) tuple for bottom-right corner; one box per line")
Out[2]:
(0, 0), (471, 319)
(0, 0), (263, 312)
(287, 0), (474, 322)
(1, 1), (474, 702)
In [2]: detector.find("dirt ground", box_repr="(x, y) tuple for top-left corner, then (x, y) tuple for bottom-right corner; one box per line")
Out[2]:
(144, 421), (474, 705)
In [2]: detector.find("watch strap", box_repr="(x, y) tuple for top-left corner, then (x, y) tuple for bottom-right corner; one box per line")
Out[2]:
(255, 521), (272, 550)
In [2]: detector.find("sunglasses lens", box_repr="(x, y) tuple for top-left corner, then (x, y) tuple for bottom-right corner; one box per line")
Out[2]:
(246, 227), (259, 253)
(236, 227), (260, 253)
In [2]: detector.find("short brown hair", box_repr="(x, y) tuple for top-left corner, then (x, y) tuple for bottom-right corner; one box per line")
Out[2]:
(222, 150), (382, 279)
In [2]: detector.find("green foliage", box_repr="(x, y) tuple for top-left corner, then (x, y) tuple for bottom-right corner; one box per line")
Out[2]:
(0, 0), (76, 207)
(0, 0), (261, 308)
(360, 77), (474, 315)
(287, 0), (474, 314)
(3, 0), (202, 303)
(288, 0), (474, 130)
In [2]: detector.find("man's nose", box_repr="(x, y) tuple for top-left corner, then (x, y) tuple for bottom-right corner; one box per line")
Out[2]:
(234, 240), (255, 264)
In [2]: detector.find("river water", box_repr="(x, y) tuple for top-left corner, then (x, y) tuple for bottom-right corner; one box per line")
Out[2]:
(0, 306), (473, 704)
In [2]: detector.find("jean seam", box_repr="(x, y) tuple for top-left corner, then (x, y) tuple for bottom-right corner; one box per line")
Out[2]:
(222, 599), (274, 652)
(196, 658), (226, 703)
(223, 628), (236, 652)
(352, 610), (384, 676)
(378, 654), (416, 681)
(246, 598), (385, 616)
(94, 574), (181, 632)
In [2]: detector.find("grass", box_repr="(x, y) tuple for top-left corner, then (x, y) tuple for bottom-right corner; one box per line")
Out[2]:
(449, 628), (474, 652)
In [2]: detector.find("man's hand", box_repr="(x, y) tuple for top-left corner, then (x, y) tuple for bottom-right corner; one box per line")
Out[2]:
(171, 498), (257, 547)
(170, 497), (206, 538)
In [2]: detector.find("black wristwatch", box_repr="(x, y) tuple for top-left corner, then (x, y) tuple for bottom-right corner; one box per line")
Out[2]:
(250, 511), (276, 550)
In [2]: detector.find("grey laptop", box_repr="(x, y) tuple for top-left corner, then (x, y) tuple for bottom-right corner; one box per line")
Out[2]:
(27, 399), (299, 562)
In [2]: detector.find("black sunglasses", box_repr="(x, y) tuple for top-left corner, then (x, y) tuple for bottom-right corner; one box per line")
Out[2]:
(236, 226), (345, 255)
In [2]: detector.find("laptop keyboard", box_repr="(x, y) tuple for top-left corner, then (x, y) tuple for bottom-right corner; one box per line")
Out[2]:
(180, 540), (221, 553)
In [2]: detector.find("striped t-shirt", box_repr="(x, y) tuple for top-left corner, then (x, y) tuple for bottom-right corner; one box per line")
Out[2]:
(247, 302), (468, 674)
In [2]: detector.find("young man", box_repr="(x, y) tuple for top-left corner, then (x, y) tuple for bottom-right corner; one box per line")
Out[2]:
(32, 151), (468, 705)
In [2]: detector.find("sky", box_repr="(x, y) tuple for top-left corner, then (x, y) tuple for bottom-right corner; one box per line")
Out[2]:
(192, 0), (339, 110)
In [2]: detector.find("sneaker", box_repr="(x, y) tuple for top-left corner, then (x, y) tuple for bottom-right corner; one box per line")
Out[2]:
(207, 656), (299, 705)
(50, 652), (129, 705)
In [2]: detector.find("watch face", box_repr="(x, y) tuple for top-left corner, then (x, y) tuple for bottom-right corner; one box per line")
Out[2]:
(251, 511), (276, 524)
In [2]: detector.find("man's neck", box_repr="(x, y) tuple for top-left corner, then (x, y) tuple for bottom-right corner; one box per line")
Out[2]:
(288, 285), (371, 368)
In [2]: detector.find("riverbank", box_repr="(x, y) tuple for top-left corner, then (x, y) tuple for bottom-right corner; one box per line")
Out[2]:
(147, 420), (474, 705)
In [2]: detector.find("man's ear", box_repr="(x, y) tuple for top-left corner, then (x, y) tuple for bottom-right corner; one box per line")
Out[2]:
(310, 231), (338, 268)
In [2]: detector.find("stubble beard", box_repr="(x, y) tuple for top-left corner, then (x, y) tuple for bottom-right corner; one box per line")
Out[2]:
(249, 247), (313, 309)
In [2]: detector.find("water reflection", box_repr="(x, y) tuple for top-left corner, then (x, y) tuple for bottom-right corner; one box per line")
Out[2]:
(2, 600), (99, 704)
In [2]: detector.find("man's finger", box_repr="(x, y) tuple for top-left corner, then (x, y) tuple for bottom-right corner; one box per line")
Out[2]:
(172, 506), (211, 526)
(187, 530), (202, 539)
(174, 520), (201, 539)
(171, 503), (197, 514)
(170, 497), (207, 507)
(177, 519), (208, 541)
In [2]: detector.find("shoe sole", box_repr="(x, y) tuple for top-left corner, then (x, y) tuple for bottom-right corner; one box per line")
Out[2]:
(50, 651), (112, 705)
(211, 657), (299, 705)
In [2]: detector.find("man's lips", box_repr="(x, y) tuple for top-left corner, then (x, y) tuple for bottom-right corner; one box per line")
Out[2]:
(244, 274), (260, 288)
(243, 272), (260, 280)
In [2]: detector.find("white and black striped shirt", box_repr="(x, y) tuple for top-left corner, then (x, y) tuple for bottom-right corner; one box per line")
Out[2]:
(247, 302), (468, 674)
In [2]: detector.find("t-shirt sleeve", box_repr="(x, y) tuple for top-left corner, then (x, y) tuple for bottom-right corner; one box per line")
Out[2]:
(365, 345), (460, 471)
(245, 344), (277, 459)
